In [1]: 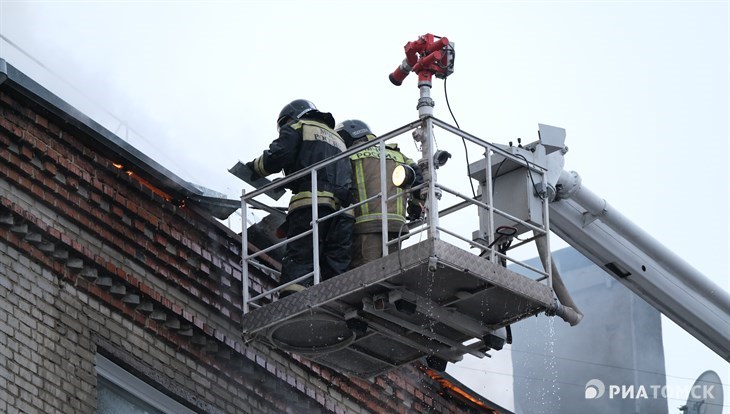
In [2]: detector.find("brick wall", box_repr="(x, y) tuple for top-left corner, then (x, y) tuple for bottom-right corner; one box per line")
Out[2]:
(0, 71), (490, 414)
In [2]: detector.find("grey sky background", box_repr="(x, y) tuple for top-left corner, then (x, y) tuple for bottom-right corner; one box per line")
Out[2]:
(1, 0), (728, 412)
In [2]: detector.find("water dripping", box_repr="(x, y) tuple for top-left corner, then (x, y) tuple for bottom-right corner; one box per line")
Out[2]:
(537, 317), (560, 413)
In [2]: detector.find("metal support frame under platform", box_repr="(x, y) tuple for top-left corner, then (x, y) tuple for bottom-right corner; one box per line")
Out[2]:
(241, 238), (554, 378)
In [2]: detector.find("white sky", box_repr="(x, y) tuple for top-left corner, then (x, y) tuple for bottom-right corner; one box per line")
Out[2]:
(1, 1), (728, 412)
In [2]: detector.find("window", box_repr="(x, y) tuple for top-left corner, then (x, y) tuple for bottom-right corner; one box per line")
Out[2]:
(96, 354), (197, 414)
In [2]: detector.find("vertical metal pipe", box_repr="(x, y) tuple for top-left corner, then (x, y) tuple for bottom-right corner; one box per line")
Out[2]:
(541, 170), (552, 289)
(417, 83), (434, 118)
(241, 189), (249, 315)
(425, 116), (439, 239)
(379, 139), (389, 258)
(485, 149), (495, 262)
(418, 82), (439, 239)
(311, 169), (320, 285)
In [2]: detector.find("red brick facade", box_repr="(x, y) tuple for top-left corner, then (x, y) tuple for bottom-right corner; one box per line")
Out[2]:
(0, 64), (500, 413)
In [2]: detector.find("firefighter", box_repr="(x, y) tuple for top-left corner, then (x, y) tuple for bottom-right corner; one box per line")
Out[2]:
(335, 120), (423, 268)
(246, 100), (354, 297)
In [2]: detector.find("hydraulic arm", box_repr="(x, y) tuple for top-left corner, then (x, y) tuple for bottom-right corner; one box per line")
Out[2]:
(550, 170), (730, 361)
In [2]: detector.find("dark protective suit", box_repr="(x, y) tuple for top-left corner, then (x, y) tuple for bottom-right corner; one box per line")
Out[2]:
(348, 135), (422, 268)
(251, 117), (354, 286)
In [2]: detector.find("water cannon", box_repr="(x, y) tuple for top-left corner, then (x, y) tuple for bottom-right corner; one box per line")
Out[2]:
(389, 33), (454, 86)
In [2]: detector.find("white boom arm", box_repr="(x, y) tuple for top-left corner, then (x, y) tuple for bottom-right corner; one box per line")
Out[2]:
(549, 170), (730, 361)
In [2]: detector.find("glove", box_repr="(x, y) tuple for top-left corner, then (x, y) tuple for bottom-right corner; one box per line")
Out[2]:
(275, 227), (287, 239)
(245, 160), (262, 181)
(275, 218), (289, 239)
(406, 199), (423, 221)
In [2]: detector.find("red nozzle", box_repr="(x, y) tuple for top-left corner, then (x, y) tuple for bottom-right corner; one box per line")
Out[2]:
(389, 59), (411, 86)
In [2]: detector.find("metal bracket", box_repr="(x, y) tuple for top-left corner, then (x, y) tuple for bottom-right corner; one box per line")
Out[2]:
(581, 211), (599, 227)
(428, 256), (439, 272)
(412, 127), (425, 143)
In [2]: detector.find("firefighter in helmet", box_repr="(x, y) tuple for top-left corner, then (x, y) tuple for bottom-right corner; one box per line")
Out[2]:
(336, 119), (423, 268)
(246, 100), (354, 297)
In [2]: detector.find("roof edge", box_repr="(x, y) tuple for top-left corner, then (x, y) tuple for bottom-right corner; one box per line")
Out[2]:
(0, 58), (238, 219)
(421, 366), (515, 414)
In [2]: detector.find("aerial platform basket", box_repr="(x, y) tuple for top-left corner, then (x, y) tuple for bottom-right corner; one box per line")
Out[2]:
(240, 238), (554, 378)
(235, 33), (570, 378)
(235, 112), (566, 378)
(235, 112), (568, 378)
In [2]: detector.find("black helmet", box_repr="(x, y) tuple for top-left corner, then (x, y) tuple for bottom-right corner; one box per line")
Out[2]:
(277, 99), (335, 129)
(277, 99), (317, 128)
(335, 119), (372, 147)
